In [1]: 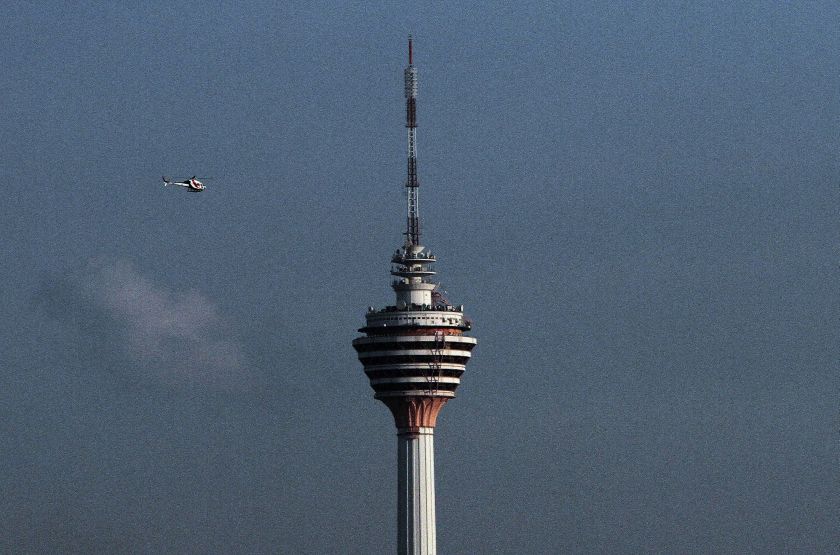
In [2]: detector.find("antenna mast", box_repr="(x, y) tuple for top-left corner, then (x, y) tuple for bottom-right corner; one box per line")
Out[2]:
(404, 35), (420, 247)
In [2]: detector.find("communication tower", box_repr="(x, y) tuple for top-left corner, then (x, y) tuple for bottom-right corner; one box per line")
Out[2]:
(352, 37), (478, 555)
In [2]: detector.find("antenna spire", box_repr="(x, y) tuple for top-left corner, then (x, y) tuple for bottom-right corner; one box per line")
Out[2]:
(404, 35), (420, 247)
(408, 35), (413, 65)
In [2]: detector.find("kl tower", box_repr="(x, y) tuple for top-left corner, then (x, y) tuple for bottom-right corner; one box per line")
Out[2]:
(352, 37), (477, 555)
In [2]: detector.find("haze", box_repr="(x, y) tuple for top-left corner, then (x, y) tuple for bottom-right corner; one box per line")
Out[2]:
(0, 2), (837, 553)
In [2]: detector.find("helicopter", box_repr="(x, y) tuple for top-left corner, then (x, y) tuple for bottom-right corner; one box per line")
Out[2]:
(162, 176), (206, 192)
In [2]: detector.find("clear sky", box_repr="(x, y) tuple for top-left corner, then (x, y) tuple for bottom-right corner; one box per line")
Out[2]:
(1, 2), (837, 553)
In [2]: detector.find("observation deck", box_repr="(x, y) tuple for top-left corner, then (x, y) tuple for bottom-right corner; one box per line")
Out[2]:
(360, 304), (471, 334)
(353, 303), (477, 399)
(356, 242), (475, 400)
(391, 248), (437, 278)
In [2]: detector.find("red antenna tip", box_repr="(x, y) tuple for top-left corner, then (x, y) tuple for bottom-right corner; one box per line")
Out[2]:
(408, 35), (413, 65)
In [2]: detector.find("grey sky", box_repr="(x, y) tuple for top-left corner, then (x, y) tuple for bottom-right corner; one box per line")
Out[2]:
(1, 2), (837, 553)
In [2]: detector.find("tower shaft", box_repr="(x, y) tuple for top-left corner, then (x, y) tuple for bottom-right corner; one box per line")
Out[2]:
(398, 428), (436, 555)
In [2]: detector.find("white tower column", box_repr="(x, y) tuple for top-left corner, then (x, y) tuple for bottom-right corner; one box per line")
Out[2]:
(397, 427), (436, 555)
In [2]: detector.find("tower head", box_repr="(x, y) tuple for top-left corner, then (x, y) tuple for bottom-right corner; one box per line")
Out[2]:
(352, 37), (477, 430)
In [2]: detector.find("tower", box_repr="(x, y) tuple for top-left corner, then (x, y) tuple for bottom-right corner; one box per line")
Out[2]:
(352, 37), (477, 555)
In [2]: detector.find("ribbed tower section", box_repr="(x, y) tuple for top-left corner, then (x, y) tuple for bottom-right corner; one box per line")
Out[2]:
(352, 37), (477, 555)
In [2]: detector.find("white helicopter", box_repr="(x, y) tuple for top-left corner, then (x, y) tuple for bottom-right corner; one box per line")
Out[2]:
(162, 176), (206, 192)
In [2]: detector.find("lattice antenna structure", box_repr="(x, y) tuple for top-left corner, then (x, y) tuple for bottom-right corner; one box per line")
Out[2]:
(405, 35), (421, 247)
